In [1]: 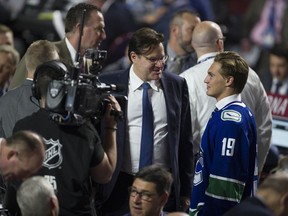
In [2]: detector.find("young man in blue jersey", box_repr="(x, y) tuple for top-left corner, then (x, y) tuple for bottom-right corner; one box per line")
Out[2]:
(190, 51), (258, 216)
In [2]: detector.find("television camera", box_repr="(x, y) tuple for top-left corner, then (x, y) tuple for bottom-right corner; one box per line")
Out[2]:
(44, 49), (125, 125)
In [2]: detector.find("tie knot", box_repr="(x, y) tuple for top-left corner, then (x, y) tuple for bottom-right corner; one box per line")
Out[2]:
(142, 82), (151, 90)
(276, 81), (283, 87)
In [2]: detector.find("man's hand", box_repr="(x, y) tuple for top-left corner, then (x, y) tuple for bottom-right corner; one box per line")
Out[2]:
(180, 196), (190, 212)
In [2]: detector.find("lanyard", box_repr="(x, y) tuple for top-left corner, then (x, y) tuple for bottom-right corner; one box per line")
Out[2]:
(197, 56), (215, 64)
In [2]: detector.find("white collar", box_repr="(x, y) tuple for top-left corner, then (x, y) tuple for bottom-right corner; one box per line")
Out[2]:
(216, 94), (241, 110)
(65, 37), (77, 66)
(129, 65), (160, 92)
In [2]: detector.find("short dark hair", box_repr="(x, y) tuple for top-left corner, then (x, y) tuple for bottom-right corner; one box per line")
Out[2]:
(0, 24), (12, 34)
(128, 27), (164, 61)
(65, 3), (101, 33)
(6, 131), (45, 156)
(270, 44), (288, 62)
(169, 9), (200, 28)
(214, 51), (249, 94)
(134, 165), (173, 196)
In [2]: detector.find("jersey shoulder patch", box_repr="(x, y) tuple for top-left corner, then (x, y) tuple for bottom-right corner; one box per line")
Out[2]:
(221, 110), (242, 122)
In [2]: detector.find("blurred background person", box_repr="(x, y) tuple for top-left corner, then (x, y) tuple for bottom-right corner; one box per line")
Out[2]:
(0, 25), (14, 47)
(224, 171), (288, 216)
(261, 43), (288, 95)
(0, 40), (60, 138)
(165, 9), (201, 74)
(0, 45), (20, 96)
(17, 176), (59, 216)
(240, 0), (288, 79)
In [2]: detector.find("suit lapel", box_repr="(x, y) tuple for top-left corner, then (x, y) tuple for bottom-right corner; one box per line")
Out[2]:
(54, 39), (74, 68)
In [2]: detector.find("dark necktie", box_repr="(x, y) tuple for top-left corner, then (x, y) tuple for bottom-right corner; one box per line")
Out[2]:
(210, 107), (218, 119)
(79, 56), (85, 73)
(275, 81), (283, 95)
(139, 82), (154, 169)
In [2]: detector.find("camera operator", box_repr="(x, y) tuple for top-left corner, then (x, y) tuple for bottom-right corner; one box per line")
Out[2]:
(9, 2), (106, 89)
(6, 60), (121, 216)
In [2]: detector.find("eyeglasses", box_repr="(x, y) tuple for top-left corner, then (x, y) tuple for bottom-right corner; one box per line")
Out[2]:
(128, 187), (156, 201)
(142, 55), (169, 64)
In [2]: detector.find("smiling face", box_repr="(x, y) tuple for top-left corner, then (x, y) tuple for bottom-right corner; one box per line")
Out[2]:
(129, 178), (166, 216)
(130, 43), (166, 81)
(204, 62), (229, 101)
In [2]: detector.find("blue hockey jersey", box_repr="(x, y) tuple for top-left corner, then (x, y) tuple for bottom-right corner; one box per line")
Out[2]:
(190, 101), (258, 216)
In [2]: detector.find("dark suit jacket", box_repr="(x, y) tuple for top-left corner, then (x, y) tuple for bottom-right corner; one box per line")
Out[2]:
(9, 39), (73, 89)
(223, 196), (274, 216)
(98, 68), (194, 209)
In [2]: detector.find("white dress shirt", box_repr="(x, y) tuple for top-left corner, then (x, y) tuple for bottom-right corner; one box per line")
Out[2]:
(271, 77), (288, 95)
(122, 65), (170, 174)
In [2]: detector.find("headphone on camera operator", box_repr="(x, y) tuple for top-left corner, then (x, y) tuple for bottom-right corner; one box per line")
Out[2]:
(31, 59), (124, 125)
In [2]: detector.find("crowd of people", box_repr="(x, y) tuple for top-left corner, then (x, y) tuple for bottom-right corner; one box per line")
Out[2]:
(0, 0), (287, 216)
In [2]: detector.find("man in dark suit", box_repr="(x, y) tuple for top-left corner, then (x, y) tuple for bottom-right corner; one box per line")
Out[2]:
(224, 171), (288, 216)
(0, 40), (59, 138)
(260, 44), (288, 95)
(9, 2), (106, 89)
(98, 27), (194, 215)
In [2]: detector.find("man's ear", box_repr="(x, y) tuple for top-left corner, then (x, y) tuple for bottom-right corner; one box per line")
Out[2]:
(226, 76), (234, 87)
(7, 149), (18, 160)
(130, 52), (137, 63)
(160, 192), (169, 206)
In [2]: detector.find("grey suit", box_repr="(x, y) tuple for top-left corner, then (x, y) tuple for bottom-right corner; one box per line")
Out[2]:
(9, 39), (74, 90)
(0, 79), (39, 138)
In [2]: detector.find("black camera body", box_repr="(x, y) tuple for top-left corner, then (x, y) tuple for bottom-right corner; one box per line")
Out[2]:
(45, 51), (124, 125)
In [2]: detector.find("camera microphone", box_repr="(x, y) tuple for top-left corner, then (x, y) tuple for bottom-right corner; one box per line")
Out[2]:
(97, 83), (125, 92)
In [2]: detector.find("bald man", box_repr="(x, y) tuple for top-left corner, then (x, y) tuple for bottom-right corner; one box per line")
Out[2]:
(224, 171), (288, 216)
(180, 21), (272, 172)
(0, 130), (45, 182)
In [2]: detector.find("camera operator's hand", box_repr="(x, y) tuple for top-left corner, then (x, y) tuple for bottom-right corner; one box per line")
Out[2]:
(93, 95), (121, 183)
(103, 95), (122, 128)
